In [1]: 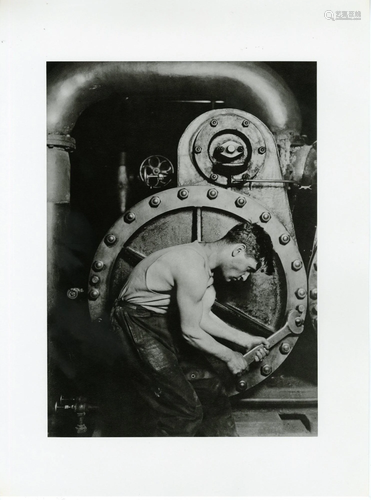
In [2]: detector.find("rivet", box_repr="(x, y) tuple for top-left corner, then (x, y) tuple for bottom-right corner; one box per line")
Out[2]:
(295, 317), (304, 327)
(210, 173), (219, 181)
(260, 212), (271, 223)
(216, 146), (224, 153)
(149, 196), (161, 207)
(105, 234), (117, 246)
(237, 145), (244, 152)
(178, 188), (189, 200)
(261, 364), (272, 376)
(236, 379), (247, 392)
(310, 288), (318, 300)
(207, 188), (218, 199)
(124, 212), (136, 223)
(89, 289), (100, 300)
(242, 120), (250, 127)
(242, 174), (250, 181)
(93, 260), (104, 272)
(210, 119), (218, 127)
(296, 288), (307, 299)
(90, 275), (100, 285)
(279, 233), (291, 245)
(235, 196), (247, 208)
(292, 260), (303, 271)
(258, 146), (266, 154)
(190, 373), (197, 379)
(280, 342), (291, 355)
(297, 304), (305, 313)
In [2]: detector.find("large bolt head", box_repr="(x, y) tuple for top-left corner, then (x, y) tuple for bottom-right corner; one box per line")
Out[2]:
(310, 288), (318, 300)
(177, 188), (189, 200)
(292, 260), (303, 271)
(295, 317), (304, 327)
(261, 364), (272, 376)
(90, 275), (100, 285)
(242, 120), (250, 127)
(258, 146), (266, 154)
(236, 379), (247, 392)
(296, 288), (307, 299)
(93, 260), (104, 271)
(124, 211), (136, 223)
(105, 234), (117, 246)
(280, 342), (291, 354)
(260, 211), (271, 223)
(297, 304), (305, 313)
(235, 196), (247, 208)
(207, 188), (218, 199)
(89, 289), (100, 300)
(149, 196), (161, 207)
(210, 119), (218, 127)
(279, 233), (291, 245)
(210, 173), (219, 181)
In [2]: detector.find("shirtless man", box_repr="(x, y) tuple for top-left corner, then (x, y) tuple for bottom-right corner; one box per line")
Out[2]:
(111, 222), (274, 436)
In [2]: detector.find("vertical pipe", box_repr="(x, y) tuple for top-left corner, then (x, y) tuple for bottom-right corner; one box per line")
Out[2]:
(196, 208), (202, 242)
(47, 139), (74, 314)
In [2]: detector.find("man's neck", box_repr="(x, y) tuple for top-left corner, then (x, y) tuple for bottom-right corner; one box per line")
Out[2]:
(198, 241), (225, 270)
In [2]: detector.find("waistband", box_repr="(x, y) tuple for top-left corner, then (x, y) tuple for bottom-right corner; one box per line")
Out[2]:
(113, 298), (165, 317)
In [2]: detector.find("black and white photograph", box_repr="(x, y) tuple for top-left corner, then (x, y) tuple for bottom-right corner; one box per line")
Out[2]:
(1, 1), (369, 497)
(47, 61), (318, 438)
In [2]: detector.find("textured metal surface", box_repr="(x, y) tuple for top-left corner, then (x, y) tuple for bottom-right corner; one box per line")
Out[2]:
(48, 62), (301, 136)
(178, 109), (297, 238)
(189, 111), (266, 185)
(88, 185), (307, 394)
(47, 64), (301, 318)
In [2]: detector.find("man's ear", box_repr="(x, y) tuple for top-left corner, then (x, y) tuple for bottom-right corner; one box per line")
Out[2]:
(231, 244), (246, 257)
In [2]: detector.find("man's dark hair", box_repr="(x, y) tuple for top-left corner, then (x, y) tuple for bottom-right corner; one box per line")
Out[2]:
(221, 222), (274, 275)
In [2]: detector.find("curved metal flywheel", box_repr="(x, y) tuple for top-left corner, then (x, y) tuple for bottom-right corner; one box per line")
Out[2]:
(88, 186), (307, 395)
(139, 155), (174, 189)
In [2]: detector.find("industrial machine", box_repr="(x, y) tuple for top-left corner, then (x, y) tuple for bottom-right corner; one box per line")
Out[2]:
(47, 62), (317, 437)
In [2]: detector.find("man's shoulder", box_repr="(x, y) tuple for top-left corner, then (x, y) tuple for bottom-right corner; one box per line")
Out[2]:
(161, 244), (207, 277)
(165, 243), (205, 263)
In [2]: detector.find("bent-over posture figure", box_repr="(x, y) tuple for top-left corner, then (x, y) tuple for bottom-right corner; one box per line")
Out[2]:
(111, 222), (274, 436)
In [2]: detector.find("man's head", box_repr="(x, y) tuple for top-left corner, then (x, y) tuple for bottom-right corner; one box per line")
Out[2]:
(217, 222), (274, 282)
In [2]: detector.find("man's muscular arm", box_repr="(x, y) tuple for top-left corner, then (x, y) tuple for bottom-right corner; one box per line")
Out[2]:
(174, 256), (248, 376)
(200, 286), (270, 362)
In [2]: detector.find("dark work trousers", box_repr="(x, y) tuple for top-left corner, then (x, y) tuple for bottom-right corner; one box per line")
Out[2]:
(110, 300), (238, 437)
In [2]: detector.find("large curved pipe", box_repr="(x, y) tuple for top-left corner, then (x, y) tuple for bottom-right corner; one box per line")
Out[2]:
(47, 62), (301, 136)
(47, 62), (301, 315)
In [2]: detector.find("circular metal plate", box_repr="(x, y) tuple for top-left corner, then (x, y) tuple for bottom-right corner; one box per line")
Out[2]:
(88, 185), (307, 394)
(192, 112), (266, 185)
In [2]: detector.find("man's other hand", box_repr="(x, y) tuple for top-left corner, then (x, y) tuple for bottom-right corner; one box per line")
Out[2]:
(226, 351), (249, 376)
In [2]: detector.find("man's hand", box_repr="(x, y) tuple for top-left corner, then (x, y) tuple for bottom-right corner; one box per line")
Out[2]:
(226, 351), (249, 376)
(238, 333), (270, 362)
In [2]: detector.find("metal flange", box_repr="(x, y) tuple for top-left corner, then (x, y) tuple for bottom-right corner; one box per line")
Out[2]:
(88, 185), (307, 394)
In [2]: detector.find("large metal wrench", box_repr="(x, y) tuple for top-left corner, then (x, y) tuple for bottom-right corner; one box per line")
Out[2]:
(236, 309), (304, 391)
